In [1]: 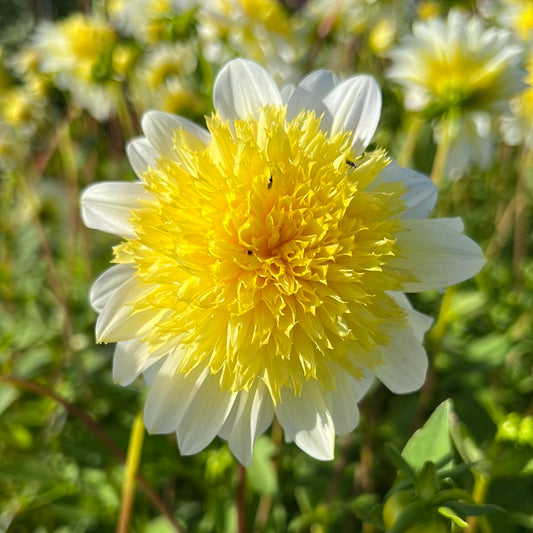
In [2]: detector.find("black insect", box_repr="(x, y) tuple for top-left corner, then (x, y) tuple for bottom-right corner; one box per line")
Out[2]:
(267, 175), (273, 189)
(346, 159), (357, 168)
(247, 250), (253, 256)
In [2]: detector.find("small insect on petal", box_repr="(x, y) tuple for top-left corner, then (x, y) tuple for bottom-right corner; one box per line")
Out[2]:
(267, 175), (273, 189)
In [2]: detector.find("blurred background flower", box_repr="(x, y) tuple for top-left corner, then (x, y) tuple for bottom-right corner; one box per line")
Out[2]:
(387, 9), (525, 180)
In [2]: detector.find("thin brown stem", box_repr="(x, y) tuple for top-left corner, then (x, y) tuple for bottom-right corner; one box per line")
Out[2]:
(237, 463), (247, 533)
(0, 375), (184, 533)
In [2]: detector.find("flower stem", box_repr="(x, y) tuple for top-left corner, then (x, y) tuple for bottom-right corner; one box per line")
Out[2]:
(513, 146), (532, 289)
(117, 412), (145, 533)
(237, 463), (247, 533)
(396, 114), (423, 168)
(466, 472), (491, 533)
(431, 116), (453, 187)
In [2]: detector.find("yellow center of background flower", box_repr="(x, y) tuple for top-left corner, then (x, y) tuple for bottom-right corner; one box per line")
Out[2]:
(115, 107), (411, 401)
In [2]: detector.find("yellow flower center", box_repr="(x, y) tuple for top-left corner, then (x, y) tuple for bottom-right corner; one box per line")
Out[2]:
(513, 3), (533, 41)
(239, 0), (290, 34)
(115, 106), (412, 401)
(63, 15), (116, 64)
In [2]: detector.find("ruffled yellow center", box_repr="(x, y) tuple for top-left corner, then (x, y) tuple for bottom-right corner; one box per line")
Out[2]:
(115, 106), (412, 401)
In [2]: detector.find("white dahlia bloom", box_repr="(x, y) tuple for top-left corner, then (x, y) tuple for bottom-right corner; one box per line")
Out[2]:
(32, 13), (120, 121)
(81, 59), (485, 465)
(387, 9), (525, 177)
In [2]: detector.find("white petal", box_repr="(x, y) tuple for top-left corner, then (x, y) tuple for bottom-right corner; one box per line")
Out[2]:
(213, 58), (282, 122)
(373, 326), (428, 394)
(323, 74), (381, 155)
(126, 137), (158, 178)
(90, 263), (135, 313)
(113, 338), (169, 386)
(388, 292), (433, 342)
(177, 374), (236, 455)
(141, 111), (210, 159)
(324, 370), (372, 435)
(275, 381), (335, 460)
(143, 353), (192, 434)
(286, 69), (339, 121)
(393, 218), (485, 292)
(373, 162), (437, 219)
(280, 84), (295, 103)
(113, 338), (149, 386)
(219, 382), (274, 466)
(142, 357), (165, 386)
(95, 277), (167, 343)
(80, 181), (150, 238)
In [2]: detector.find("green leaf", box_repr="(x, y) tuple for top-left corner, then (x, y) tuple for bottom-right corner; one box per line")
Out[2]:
(246, 436), (278, 495)
(386, 501), (427, 533)
(449, 418), (486, 467)
(444, 501), (504, 517)
(0, 384), (19, 416)
(403, 399), (453, 470)
(144, 516), (178, 533)
(437, 506), (468, 527)
(385, 442), (417, 484)
(466, 334), (510, 366)
(351, 494), (382, 527)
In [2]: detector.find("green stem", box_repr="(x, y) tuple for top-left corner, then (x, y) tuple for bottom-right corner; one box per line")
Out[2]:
(396, 114), (423, 168)
(427, 287), (456, 352)
(466, 473), (491, 533)
(117, 412), (145, 533)
(513, 146), (532, 289)
(431, 116), (454, 187)
(116, 88), (136, 140)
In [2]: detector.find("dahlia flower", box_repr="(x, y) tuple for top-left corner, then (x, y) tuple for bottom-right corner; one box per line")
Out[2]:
(81, 59), (484, 465)
(387, 9), (524, 177)
(32, 13), (120, 121)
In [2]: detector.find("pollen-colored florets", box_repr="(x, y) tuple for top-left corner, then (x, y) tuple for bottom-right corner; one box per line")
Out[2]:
(114, 106), (410, 401)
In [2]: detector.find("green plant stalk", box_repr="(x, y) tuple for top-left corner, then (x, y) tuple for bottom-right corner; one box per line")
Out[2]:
(427, 287), (456, 351)
(513, 146), (532, 288)
(396, 114), (423, 168)
(116, 89), (136, 140)
(466, 473), (491, 533)
(117, 412), (146, 533)
(431, 115), (454, 187)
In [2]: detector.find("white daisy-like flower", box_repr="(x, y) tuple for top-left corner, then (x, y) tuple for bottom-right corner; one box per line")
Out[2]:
(32, 13), (121, 121)
(387, 9), (525, 177)
(129, 41), (200, 115)
(81, 59), (485, 465)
